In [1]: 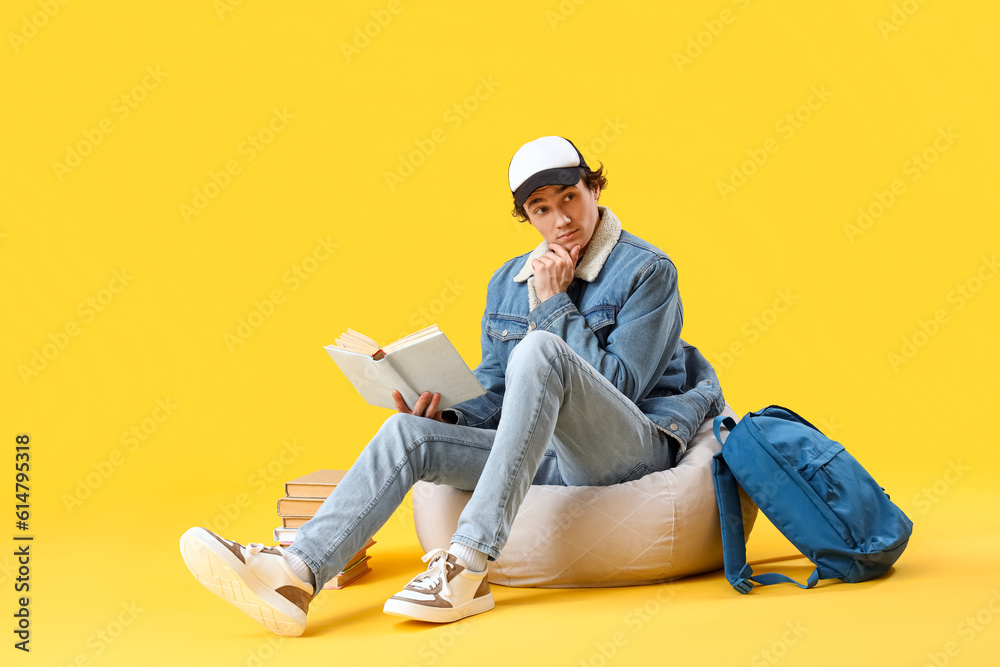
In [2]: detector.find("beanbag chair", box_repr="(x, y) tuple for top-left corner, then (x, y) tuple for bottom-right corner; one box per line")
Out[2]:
(412, 402), (757, 587)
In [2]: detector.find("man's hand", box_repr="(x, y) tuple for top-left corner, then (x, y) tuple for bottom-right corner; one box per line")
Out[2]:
(532, 243), (581, 304)
(392, 390), (445, 422)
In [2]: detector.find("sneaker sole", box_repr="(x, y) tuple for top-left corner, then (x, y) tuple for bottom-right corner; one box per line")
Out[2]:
(383, 592), (495, 623)
(179, 527), (307, 637)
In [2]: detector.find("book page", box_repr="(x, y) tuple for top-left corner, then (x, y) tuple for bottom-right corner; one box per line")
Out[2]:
(382, 324), (440, 355)
(330, 329), (380, 356)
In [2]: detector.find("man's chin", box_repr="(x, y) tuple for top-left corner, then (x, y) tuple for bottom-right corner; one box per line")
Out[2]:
(549, 240), (586, 259)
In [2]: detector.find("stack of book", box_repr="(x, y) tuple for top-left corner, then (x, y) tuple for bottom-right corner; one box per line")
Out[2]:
(275, 469), (374, 589)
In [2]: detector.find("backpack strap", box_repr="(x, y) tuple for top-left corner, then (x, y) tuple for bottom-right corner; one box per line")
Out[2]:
(712, 451), (755, 593)
(712, 416), (823, 593)
(713, 415), (737, 445)
(751, 570), (821, 589)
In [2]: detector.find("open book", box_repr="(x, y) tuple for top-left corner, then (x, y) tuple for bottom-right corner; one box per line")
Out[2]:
(324, 325), (485, 411)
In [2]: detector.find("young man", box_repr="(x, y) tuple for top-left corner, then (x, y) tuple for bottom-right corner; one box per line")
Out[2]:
(180, 136), (724, 636)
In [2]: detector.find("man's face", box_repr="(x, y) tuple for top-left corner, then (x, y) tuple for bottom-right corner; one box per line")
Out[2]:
(523, 178), (601, 254)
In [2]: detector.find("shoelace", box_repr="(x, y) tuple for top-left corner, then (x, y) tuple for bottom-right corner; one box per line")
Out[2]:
(245, 542), (282, 557)
(408, 548), (455, 600)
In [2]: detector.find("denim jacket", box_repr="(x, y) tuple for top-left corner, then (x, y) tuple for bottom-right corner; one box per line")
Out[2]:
(445, 206), (725, 455)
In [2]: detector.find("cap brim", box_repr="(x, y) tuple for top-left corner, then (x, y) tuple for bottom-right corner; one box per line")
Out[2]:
(514, 166), (583, 208)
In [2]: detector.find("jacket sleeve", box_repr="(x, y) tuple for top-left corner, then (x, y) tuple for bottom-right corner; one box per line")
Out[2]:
(528, 257), (682, 403)
(441, 306), (505, 429)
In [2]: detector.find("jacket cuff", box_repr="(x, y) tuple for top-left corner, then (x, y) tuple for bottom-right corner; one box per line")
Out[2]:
(441, 409), (464, 426)
(529, 291), (576, 330)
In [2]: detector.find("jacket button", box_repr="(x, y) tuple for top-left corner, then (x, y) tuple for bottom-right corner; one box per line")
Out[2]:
(669, 423), (678, 431)
(501, 329), (508, 337)
(527, 322), (536, 332)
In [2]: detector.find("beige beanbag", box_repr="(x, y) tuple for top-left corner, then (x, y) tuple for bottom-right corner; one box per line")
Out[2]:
(412, 402), (757, 587)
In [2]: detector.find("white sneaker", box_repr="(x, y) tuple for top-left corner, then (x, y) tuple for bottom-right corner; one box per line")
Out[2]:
(383, 549), (494, 623)
(179, 527), (313, 637)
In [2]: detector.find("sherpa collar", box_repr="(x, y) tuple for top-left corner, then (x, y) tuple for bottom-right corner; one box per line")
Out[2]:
(513, 206), (623, 311)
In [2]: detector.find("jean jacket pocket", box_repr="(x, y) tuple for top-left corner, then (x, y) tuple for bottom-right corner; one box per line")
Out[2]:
(581, 304), (617, 332)
(485, 314), (529, 342)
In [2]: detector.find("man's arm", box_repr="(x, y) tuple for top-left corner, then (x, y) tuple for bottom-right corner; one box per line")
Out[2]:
(531, 255), (682, 403)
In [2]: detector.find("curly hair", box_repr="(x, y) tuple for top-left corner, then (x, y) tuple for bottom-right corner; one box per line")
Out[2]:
(511, 164), (608, 222)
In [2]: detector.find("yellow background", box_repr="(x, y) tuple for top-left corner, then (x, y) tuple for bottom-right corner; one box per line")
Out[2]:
(2, 0), (999, 665)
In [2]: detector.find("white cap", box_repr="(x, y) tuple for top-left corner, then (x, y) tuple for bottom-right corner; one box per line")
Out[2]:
(508, 136), (589, 207)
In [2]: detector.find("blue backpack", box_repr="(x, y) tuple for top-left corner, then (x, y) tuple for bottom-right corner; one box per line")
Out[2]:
(711, 405), (913, 593)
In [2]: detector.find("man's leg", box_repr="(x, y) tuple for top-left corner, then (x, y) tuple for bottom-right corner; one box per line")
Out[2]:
(181, 413), (504, 635)
(383, 331), (676, 623)
(451, 330), (677, 560)
(287, 414), (499, 587)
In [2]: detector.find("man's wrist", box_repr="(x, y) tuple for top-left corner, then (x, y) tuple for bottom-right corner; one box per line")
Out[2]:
(528, 291), (575, 328)
(536, 288), (564, 304)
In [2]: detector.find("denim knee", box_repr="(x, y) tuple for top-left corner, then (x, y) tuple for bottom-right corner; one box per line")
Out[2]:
(506, 330), (569, 379)
(370, 413), (453, 481)
(367, 412), (429, 459)
(378, 411), (425, 436)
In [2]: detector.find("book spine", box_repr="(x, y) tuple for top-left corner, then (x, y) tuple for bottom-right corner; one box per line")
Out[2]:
(384, 352), (418, 400)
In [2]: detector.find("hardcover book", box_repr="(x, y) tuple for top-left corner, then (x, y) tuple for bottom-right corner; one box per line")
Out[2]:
(277, 496), (326, 516)
(284, 469), (347, 498)
(324, 325), (485, 411)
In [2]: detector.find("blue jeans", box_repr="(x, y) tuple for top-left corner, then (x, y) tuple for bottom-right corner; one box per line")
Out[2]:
(288, 331), (679, 589)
